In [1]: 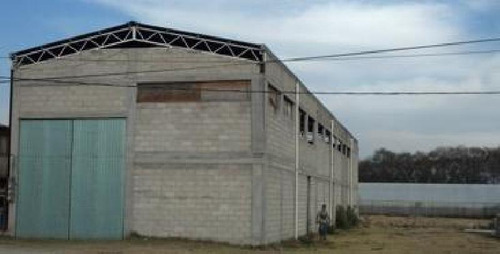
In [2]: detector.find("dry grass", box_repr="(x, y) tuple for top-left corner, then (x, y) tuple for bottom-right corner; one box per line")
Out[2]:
(0, 216), (498, 253)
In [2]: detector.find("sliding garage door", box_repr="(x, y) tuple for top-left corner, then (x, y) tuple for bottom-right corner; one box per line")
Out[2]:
(70, 119), (125, 239)
(17, 120), (73, 238)
(16, 119), (126, 239)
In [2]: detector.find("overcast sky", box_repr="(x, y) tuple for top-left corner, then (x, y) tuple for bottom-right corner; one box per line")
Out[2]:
(1, 0), (500, 158)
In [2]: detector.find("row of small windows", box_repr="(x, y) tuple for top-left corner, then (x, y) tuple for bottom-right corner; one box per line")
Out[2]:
(268, 84), (351, 158)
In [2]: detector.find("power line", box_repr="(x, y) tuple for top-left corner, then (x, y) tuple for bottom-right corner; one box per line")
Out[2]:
(4, 37), (500, 80)
(2, 49), (500, 63)
(284, 37), (500, 62)
(2, 76), (500, 96)
(307, 49), (500, 61)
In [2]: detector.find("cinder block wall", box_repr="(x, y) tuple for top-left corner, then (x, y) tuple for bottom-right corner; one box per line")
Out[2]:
(261, 50), (359, 242)
(133, 97), (254, 244)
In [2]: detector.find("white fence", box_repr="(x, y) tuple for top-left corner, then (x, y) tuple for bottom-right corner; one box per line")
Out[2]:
(359, 183), (500, 218)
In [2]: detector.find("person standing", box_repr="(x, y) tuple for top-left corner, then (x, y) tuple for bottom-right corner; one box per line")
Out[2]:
(316, 204), (330, 241)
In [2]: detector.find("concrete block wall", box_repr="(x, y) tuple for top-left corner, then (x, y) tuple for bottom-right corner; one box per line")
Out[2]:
(263, 166), (282, 243)
(132, 165), (253, 244)
(262, 50), (359, 242)
(17, 86), (128, 116)
(280, 169), (295, 239)
(134, 101), (251, 153)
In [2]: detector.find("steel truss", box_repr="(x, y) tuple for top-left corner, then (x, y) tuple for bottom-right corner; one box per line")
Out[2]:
(11, 22), (263, 67)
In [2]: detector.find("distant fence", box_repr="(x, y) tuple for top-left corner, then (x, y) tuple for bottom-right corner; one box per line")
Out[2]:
(360, 200), (500, 218)
(359, 183), (500, 218)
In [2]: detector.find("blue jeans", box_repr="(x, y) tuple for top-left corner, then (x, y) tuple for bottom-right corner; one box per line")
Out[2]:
(319, 223), (328, 237)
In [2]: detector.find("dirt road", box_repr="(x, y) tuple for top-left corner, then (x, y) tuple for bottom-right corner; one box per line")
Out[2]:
(0, 216), (498, 253)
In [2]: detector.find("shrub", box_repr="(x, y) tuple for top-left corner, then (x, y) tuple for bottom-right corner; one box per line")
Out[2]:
(327, 225), (336, 235)
(335, 206), (349, 229)
(346, 206), (360, 227)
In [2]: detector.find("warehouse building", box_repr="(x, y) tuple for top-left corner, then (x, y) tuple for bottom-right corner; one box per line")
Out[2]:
(7, 22), (358, 244)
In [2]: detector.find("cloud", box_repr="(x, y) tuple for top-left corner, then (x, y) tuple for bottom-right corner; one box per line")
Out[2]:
(85, 0), (500, 157)
(88, 0), (460, 51)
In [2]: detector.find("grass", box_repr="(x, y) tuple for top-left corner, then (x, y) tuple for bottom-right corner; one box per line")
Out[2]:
(0, 216), (498, 253)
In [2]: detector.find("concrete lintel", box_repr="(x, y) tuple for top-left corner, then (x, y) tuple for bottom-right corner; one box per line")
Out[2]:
(18, 112), (128, 119)
(136, 73), (261, 84)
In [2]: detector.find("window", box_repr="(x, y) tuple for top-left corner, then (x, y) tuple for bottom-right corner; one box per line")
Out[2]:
(299, 109), (306, 137)
(317, 124), (324, 140)
(342, 144), (347, 155)
(347, 147), (351, 158)
(137, 80), (250, 103)
(337, 140), (342, 152)
(325, 129), (331, 143)
(307, 116), (315, 144)
(283, 96), (294, 119)
(268, 84), (280, 111)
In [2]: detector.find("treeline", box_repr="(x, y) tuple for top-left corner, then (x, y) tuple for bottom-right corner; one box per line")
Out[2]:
(359, 146), (500, 184)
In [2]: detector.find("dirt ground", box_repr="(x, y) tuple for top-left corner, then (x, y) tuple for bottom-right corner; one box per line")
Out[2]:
(0, 215), (498, 254)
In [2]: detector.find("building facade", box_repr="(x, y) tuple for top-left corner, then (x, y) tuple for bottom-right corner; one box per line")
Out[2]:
(8, 22), (358, 244)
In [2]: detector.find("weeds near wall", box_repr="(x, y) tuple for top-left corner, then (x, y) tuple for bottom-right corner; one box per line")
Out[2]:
(335, 205), (359, 231)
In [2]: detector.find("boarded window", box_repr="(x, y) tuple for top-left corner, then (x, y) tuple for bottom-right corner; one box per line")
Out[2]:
(137, 80), (250, 102)
(200, 81), (250, 101)
(137, 83), (200, 102)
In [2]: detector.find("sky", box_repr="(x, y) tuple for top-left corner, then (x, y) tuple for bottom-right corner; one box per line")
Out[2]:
(1, 0), (500, 158)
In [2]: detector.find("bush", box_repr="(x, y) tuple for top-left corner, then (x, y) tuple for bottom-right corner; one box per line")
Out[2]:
(298, 233), (315, 245)
(327, 225), (336, 235)
(336, 206), (349, 229)
(335, 206), (360, 230)
(346, 206), (360, 227)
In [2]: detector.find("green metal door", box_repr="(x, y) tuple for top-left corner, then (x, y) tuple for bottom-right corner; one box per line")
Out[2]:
(70, 119), (125, 239)
(17, 120), (73, 238)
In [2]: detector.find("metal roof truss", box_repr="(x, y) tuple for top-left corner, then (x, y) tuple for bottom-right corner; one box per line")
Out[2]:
(12, 24), (262, 67)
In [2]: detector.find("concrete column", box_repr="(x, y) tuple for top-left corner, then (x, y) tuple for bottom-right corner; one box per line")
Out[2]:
(123, 49), (138, 237)
(251, 164), (264, 244)
(251, 77), (266, 155)
(250, 75), (266, 244)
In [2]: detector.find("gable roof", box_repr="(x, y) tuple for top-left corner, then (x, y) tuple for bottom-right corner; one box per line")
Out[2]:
(11, 21), (263, 67)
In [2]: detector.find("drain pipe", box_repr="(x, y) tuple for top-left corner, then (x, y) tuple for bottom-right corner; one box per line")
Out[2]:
(349, 138), (354, 206)
(294, 81), (299, 240)
(330, 120), (334, 220)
